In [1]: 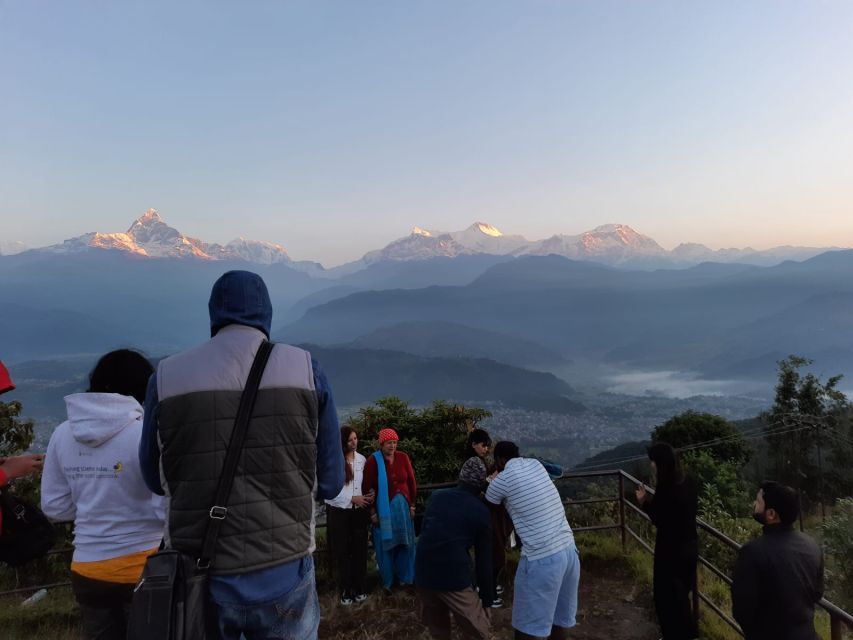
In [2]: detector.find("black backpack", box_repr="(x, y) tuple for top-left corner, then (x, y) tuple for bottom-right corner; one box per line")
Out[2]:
(0, 490), (56, 567)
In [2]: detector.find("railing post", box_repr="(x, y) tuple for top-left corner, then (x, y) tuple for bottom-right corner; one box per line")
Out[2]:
(831, 615), (842, 640)
(618, 472), (626, 550)
(693, 564), (700, 632)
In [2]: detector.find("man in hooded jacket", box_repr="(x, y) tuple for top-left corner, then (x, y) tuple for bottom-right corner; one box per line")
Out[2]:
(139, 270), (344, 640)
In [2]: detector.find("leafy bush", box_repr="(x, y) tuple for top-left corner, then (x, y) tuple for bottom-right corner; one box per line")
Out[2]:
(820, 497), (853, 609)
(346, 396), (491, 487)
(683, 450), (752, 518)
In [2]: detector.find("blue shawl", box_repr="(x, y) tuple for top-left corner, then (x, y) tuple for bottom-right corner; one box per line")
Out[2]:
(373, 450), (393, 542)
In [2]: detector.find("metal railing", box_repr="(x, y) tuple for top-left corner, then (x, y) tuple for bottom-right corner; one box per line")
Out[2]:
(558, 469), (853, 640)
(3, 469), (853, 640)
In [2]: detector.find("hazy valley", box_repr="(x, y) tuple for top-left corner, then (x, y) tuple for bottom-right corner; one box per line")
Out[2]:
(3, 210), (850, 466)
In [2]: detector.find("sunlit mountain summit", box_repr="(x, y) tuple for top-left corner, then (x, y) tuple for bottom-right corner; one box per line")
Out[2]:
(42, 208), (292, 264)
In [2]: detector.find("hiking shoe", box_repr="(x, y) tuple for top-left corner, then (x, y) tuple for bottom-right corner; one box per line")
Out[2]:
(354, 593), (368, 603)
(340, 596), (354, 606)
(489, 597), (503, 608)
(495, 584), (504, 595)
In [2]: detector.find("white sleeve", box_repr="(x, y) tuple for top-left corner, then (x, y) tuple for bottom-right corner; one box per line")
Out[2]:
(485, 473), (506, 505)
(39, 428), (77, 522)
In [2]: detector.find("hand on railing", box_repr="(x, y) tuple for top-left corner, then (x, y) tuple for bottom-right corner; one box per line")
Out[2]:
(635, 483), (649, 505)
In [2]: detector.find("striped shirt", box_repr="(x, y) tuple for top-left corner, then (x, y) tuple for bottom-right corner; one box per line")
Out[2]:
(486, 457), (574, 560)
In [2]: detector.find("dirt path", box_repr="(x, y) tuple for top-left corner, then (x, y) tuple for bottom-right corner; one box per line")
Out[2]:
(319, 563), (660, 640)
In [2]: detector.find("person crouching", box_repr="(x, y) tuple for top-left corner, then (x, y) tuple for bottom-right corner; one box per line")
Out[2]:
(414, 457), (494, 640)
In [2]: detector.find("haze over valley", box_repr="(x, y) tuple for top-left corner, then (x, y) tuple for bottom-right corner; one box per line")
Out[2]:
(4, 209), (849, 465)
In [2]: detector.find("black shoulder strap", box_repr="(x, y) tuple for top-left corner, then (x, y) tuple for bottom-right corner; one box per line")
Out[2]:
(197, 339), (274, 570)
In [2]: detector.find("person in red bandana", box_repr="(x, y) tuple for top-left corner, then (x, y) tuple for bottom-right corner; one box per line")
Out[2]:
(362, 427), (418, 590)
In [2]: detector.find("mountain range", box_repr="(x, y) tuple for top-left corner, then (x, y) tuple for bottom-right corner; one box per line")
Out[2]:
(4, 209), (853, 414)
(13, 208), (840, 271)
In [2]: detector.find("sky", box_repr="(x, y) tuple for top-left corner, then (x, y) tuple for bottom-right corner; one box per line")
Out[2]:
(1, 1), (852, 265)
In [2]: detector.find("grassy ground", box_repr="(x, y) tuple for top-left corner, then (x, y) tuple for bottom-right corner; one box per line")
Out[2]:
(2, 531), (850, 639)
(0, 587), (79, 640)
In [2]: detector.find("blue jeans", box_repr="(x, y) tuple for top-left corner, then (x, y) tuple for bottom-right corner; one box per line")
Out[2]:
(206, 557), (320, 640)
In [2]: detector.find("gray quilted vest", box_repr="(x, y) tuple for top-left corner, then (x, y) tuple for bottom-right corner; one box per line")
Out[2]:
(156, 325), (318, 575)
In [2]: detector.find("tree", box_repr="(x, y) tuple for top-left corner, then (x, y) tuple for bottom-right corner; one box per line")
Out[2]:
(0, 399), (34, 457)
(346, 397), (491, 488)
(682, 450), (751, 517)
(650, 411), (751, 517)
(764, 355), (848, 504)
(651, 411), (750, 464)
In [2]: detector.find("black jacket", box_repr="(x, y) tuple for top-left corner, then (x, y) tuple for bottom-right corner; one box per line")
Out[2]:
(414, 483), (494, 606)
(642, 475), (698, 561)
(731, 524), (824, 640)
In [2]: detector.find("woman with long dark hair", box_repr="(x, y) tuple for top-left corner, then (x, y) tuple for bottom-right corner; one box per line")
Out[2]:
(635, 442), (699, 640)
(41, 349), (165, 640)
(465, 427), (508, 607)
(325, 425), (374, 605)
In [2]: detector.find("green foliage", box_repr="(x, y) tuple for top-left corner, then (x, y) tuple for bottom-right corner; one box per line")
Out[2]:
(697, 481), (760, 575)
(765, 355), (850, 502)
(820, 498), (853, 609)
(649, 411), (752, 520)
(683, 450), (751, 517)
(0, 400), (35, 457)
(0, 399), (42, 508)
(652, 410), (750, 464)
(346, 396), (491, 487)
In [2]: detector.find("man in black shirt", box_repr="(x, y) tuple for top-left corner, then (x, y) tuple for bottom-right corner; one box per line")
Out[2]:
(415, 457), (494, 640)
(731, 481), (824, 640)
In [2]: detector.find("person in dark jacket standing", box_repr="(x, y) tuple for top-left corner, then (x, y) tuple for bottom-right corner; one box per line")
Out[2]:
(139, 270), (345, 640)
(731, 481), (824, 640)
(415, 457), (494, 640)
(635, 442), (698, 640)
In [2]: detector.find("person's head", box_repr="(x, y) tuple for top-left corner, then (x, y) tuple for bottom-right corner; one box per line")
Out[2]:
(88, 349), (154, 405)
(493, 441), (520, 472)
(208, 270), (272, 338)
(458, 456), (488, 491)
(341, 425), (358, 483)
(466, 428), (491, 459)
(754, 481), (799, 526)
(647, 442), (682, 489)
(378, 428), (399, 456)
(341, 426), (358, 454)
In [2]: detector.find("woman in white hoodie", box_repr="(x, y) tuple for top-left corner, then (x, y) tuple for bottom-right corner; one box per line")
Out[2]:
(41, 349), (164, 640)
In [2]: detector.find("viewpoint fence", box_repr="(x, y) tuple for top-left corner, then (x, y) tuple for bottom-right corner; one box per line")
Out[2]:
(2, 469), (852, 640)
(559, 469), (853, 640)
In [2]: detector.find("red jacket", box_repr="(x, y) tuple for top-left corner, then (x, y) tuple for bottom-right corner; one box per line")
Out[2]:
(0, 361), (14, 395)
(362, 451), (417, 510)
(0, 359), (14, 534)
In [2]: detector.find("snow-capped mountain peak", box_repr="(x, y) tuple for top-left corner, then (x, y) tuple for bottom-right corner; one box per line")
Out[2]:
(470, 222), (503, 237)
(40, 209), (291, 264)
(450, 222), (527, 254)
(0, 240), (29, 256)
(223, 237), (291, 265)
(137, 208), (162, 224)
(360, 222), (527, 263)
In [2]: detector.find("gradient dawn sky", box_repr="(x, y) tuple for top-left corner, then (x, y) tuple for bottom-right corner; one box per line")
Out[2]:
(2, 1), (852, 265)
